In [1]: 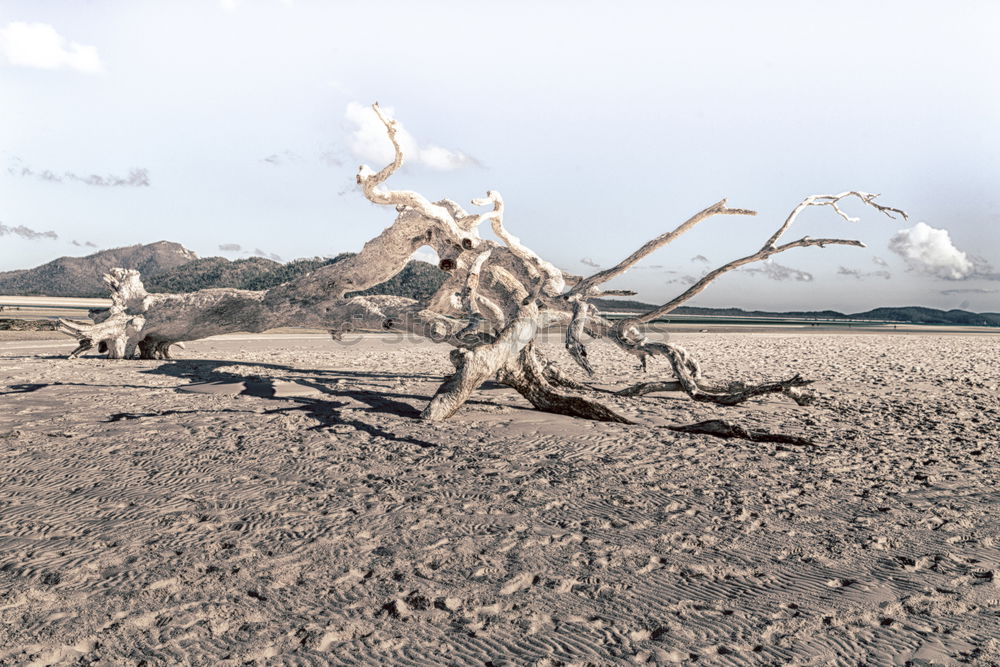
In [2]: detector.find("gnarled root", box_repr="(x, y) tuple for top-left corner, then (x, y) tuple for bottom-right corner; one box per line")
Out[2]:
(138, 339), (185, 360)
(615, 340), (813, 406)
(421, 307), (540, 421)
(497, 345), (632, 423)
(58, 309), (145, 360)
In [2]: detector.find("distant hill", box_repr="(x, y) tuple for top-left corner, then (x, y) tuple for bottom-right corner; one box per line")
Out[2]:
(0, 244), (449, 303)
(593, 299), (1000, 327)
(0, 241), (198, 297)
(145, 253), (448, 302)
(145, 255), (345, 293)
(3, 244), (996, 325)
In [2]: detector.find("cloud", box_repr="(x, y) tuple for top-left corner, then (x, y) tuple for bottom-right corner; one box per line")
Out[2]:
(71, 239), (97, 247)
(252, 248), (282, 262)
(0, 222), (57, 240)
(67, 169), (150, 187)
(319, 148), (343, 167)
(9, 159), (150, 187)
(0, 22), (102, 73)
(345, 102), (479, 171)
(221, 0), (292, 9)
(940, 287), (998, 296)
(219, 243), (242, 252)
(580, 257), (601, 268)
(888, 222), (974, 280)
(419, 145), (479, 170)
(691, 254), (709, 263)
(667, 275), (698, 285)
(743, 260), (813, 282)
(411, 247), (440, 264)
(261, 150), (302, 166)
(837, 266), (892, 280)
(872, 255), (889, 267)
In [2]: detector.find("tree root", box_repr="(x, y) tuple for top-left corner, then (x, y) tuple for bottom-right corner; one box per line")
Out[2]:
(497, 345), (632, 424)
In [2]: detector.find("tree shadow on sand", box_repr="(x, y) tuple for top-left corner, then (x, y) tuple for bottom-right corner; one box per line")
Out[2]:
(133, 359), (455, 449)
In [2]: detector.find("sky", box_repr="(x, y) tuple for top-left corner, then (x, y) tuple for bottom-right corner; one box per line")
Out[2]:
(1, 0), (998, 313)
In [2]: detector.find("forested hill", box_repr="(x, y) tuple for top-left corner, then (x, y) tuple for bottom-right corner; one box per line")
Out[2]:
(592, 299), (1000, 327)
(0, 241), (197, 297)
(145, 253), (448, 302)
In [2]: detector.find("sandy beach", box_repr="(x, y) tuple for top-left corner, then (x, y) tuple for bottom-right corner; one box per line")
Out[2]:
(1, 330), (999, 665)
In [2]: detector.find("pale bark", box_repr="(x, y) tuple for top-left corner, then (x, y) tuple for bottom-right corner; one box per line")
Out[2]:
(54, 103), (906, 441)
(496, 344), (631, 424)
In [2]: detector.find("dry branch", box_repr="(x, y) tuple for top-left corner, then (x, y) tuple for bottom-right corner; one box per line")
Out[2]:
(56, 103), (906, 435)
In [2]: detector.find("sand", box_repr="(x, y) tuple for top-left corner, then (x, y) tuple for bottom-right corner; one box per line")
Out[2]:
(1, 331), (999, 665)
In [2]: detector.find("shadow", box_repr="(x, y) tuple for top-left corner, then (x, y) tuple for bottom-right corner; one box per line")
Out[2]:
(136, 359), (439, 448)
(0, 383), (49, 395)
(107, 408), (259, 422)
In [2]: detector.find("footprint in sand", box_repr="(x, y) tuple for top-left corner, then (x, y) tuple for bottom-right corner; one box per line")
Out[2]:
(500, 572), (538, 595)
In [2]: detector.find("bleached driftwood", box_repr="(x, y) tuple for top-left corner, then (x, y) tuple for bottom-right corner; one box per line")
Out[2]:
(58, 103), (906, 435)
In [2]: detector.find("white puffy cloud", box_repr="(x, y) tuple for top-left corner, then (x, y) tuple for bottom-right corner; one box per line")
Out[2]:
(0, 22), (102, 73)
(410, 247), (440, 265)
(888, 222), (973, 280)
(345, 102), (478, 171)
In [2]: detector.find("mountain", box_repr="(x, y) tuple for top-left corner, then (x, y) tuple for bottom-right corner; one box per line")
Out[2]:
(145, 253), (448, 302)
(144, 255), (343, 293)
(2, 245), (997, 325)
(0, 244), (447, 302)
(0, 241), (198, 297)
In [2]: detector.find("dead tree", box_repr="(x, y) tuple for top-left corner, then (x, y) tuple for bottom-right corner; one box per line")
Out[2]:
(58, 104), (906, 425)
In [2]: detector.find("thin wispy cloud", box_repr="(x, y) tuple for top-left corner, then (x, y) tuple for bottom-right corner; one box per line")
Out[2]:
(9, 160), (150, 187)
(0, 222), (58, 240)
(261, 151), (302, 166)
(220, 0), (293, 10)
(691, 254), (709, 263)
(743, 260), (813, 282)
(67, 170), (150, 187)
(940, 287), (997, 296)
(872, 256), (889, 268)
(319, 148), (343, 167)
(252, 248), (282, 262)
(580, 257), (601, 268)
(0, 22), (102, 73)
(345, 102), (479, 171)
(219, 243), (242, 252)
(837, 266), (891, 280)
(72, 239), (97, 248)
